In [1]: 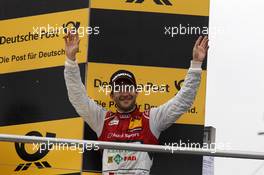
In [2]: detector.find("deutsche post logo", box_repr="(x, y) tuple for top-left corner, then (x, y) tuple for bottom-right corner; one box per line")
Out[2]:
(14, 131), (56, 172)
(62, 21), (80, 33)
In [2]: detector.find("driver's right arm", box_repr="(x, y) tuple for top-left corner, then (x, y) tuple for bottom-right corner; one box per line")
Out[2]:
(64, 58), (107, 137)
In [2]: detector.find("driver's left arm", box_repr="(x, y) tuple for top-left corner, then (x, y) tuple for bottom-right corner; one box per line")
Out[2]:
(149, 60), (202, 138)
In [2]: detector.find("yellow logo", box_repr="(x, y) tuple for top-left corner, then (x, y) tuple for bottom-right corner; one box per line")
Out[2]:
(108, 156), (113, 163)
(128, 117), (142, 130)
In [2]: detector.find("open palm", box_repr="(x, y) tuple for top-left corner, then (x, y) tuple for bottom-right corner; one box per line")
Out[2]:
(64, 32), (80, 60)
(192, 36), (209, 62)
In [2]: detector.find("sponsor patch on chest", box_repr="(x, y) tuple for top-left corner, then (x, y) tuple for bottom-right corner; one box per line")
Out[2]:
(108, 117), (119, 126)
(128, 116), (142, 131)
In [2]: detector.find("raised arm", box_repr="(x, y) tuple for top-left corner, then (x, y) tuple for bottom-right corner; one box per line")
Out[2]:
(150, 36), (209, 138)
(63, 32), (107, 136)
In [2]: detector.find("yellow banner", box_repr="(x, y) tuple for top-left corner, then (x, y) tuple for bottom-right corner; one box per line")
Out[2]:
(0, 8), (89, 74)
(86, 62), (206, 125)
(91, 0), (209, 16)
(0, 118), (85, 175)
(82, 172), (101, 175)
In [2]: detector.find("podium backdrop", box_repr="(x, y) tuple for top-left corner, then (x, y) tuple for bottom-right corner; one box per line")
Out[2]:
(0, 0), (209, 174)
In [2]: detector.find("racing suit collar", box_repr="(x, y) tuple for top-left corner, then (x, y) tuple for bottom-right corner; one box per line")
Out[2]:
(116, 105), (138, 115)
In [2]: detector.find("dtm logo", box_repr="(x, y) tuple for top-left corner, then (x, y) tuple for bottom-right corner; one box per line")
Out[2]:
(126, 0), (172, 6)
(14, 131), (56, 172)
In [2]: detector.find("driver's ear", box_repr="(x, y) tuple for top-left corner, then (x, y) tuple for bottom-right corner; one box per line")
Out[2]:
(110, 92), (114, 99)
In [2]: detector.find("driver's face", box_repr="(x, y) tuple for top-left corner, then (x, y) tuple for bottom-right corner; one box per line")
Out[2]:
(110, 83), (138, 112)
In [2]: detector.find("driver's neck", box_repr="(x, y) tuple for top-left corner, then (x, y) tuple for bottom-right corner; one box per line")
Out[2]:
(117, 105), (136, 113)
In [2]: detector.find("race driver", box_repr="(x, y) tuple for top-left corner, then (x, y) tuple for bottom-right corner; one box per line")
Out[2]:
(64, 32), (209, 175)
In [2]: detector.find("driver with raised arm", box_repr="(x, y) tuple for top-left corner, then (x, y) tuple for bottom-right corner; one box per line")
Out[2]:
(64, 32), (209, 175)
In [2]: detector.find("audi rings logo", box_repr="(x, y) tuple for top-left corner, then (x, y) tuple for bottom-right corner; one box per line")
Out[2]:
(14, 131), (56, 172)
